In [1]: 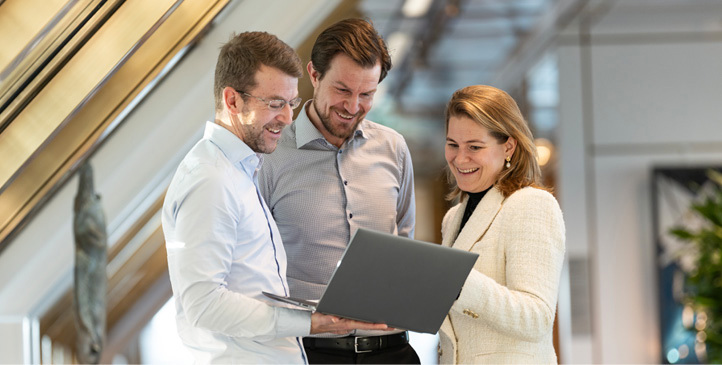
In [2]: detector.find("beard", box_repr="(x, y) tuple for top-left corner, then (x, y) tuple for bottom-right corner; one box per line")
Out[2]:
(312, 99), (364, 141)
(240, 124), (272, 154)
(233, 109), (283, 154)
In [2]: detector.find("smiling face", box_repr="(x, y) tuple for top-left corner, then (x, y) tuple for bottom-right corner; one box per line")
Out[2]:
(445, 115), (516, 193)
(224, 64), (298, 154)
(308, 53), (381, 147)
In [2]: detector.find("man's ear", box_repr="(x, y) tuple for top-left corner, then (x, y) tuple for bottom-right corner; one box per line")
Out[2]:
(307, 61), (320, 87)
(223, 86), (242, 113)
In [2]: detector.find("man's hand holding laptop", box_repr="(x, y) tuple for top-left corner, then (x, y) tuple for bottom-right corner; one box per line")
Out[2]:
(311, 312), (393, 335)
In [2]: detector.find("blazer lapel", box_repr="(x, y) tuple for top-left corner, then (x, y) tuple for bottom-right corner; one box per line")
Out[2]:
(442, 202), (465, 248)
(451, 187), (506, 252)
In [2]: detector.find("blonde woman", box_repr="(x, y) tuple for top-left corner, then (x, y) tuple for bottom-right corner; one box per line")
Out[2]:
(439, 85), (565, 364)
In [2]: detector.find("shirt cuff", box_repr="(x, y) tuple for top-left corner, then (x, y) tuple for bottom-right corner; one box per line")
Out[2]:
(275, 307), (312, 337)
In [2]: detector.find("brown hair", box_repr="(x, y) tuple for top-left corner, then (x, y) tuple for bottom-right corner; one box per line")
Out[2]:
(214, 31), (302, 110)
(310, 18), (392, 82)
(445, 85), (545, 201)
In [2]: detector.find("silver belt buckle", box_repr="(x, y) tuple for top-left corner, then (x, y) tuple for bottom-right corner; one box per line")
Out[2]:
(354, 336), (373, 353)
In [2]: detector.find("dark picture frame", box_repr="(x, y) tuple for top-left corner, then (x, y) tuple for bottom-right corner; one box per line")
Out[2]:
(652, 166), (722, 364)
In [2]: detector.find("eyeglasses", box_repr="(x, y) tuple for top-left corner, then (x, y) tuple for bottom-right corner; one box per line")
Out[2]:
(236, 90), (302, 111)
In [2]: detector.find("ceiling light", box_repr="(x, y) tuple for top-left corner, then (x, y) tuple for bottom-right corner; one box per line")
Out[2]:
(386, 31), (411, 66)
(535, 138), (554, 166)
(402, 0), (433, 18)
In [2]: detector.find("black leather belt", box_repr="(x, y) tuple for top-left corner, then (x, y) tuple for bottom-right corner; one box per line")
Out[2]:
(303, 332), (409, 353)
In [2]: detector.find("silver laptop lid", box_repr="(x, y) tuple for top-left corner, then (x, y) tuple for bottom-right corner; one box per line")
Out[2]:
(315, 228), (479, 334)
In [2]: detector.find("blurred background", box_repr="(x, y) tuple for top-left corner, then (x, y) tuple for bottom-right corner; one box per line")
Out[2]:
(1, 0), (722, 363)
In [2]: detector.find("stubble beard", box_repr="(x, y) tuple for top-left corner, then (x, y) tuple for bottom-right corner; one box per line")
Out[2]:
(237, 109), (281, 154)
(312, 99), (363, 141)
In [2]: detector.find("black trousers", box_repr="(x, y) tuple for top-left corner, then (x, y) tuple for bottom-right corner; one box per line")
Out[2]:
(304, 342), (420, 364)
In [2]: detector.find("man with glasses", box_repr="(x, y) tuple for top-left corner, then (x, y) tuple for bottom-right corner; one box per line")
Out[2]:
(162, 31), (388, 364)
(259, 19), (418, 363)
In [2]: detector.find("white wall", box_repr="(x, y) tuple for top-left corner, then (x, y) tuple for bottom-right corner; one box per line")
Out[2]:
(0, 1), (341, 362)
(557, 1), (722, 363)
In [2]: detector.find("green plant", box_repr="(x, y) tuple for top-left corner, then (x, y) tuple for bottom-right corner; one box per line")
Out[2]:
(670, 170), (722, 363)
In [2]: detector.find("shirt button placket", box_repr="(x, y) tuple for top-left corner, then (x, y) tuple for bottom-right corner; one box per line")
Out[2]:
(338, 149), (353, 223)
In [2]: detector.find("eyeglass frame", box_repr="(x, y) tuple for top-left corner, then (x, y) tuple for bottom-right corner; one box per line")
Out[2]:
(235, 89), (302, 111)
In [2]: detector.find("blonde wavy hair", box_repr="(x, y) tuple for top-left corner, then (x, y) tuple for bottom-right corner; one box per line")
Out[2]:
(445, 85), (545, 201)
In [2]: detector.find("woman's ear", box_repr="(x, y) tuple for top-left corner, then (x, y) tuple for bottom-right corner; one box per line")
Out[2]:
(505, 137), (517, 156)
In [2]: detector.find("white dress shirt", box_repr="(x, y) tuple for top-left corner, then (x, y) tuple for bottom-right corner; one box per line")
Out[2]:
(162, 121), (310, 364)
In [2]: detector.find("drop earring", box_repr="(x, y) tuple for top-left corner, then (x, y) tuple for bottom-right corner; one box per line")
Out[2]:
(505, 156), (511, 168)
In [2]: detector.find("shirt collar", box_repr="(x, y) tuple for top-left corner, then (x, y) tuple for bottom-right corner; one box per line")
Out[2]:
(204, 121), (262, 177)
(295, 100), (368, 149)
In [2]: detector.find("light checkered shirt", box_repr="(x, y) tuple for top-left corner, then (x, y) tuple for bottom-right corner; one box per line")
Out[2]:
(259, 102), (415, 336)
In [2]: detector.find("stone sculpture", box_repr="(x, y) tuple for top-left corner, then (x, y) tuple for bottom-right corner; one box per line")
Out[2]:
(73, 163), (107, 364)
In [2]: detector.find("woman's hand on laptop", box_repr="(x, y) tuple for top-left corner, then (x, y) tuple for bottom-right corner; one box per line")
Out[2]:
(310, 312), (390, 334)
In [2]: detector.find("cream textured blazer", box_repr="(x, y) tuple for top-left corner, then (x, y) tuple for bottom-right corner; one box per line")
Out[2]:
(438, 186), (565, 364)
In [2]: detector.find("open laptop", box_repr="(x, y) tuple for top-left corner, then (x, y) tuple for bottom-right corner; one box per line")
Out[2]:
(263, 227), (479, 334)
